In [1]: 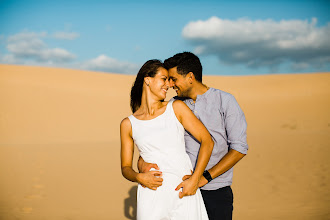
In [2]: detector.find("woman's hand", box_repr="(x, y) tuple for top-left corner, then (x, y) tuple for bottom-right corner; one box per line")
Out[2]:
(175, 174), (200, 199)
(182, 174), (208, 188)
(137, 171), (163, 190)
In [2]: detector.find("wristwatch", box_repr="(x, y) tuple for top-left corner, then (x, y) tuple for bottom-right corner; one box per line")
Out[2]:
(203, 170), (213, 183)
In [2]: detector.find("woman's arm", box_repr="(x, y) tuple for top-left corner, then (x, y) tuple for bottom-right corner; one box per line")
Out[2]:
(120, 118), (163, 190)
(172, 100), (214, 198)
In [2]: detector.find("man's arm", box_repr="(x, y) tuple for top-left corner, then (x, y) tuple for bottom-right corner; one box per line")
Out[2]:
(185, 93), (248, 187)
(198, 149), (245, 186)
(183, 149), (245, 187)
(137, 156), (160, 173)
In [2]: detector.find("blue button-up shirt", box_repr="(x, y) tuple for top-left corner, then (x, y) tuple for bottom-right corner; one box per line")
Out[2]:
(174, 87), (248, 190)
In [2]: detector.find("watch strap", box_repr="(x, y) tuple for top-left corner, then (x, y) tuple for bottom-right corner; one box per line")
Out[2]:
(203, 170), (213, 182)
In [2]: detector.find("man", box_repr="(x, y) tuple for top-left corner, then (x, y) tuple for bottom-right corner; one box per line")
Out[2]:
(139, 52), (248, 220)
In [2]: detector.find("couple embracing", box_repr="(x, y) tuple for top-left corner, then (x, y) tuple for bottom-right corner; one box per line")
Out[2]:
(121, 52), (248, 220)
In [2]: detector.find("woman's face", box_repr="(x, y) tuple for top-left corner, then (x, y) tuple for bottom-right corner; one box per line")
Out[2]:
(147, 67), (169, 100)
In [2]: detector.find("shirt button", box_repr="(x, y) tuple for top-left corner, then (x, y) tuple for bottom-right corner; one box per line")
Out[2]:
(190, 101), (193, 105)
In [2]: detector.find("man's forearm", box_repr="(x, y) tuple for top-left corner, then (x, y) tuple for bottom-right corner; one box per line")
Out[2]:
(208, 149), (245, 179)
(137, 156), (144, 173)
(138, 156), (160, 174)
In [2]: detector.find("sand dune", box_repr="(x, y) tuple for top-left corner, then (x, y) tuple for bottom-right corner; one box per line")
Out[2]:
(0, 64), (329, 220)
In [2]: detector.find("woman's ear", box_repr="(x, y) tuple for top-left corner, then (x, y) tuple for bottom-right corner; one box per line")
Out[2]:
(144, 77), (150, 86)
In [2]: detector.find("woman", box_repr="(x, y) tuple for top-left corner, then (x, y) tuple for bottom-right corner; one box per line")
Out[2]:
(120, 60), (213, 220)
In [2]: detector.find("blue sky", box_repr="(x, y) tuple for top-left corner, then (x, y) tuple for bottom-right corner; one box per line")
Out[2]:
(0, 0), (329, 75)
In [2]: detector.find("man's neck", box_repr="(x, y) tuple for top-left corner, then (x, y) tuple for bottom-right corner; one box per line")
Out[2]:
(189, 82), (209, 101)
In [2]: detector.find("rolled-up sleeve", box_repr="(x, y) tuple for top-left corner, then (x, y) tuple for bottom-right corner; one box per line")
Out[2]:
(223, 94), (248, 154)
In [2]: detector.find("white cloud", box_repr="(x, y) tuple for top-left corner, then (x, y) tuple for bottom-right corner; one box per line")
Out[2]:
(182, 17), (330, 71)
(3, 30), (76, 64)
(7, 31), (47, 41)
(83, 55), (140, 74)
(1, 30), (139, 74)
(0, 54), (21, 64)
(53, 31), (80, 40)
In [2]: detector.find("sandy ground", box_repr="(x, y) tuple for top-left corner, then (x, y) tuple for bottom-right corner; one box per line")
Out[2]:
(0, 64), (329, 220)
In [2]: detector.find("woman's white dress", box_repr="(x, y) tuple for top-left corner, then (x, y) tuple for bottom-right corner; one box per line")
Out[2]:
(128, 100), (208, 220)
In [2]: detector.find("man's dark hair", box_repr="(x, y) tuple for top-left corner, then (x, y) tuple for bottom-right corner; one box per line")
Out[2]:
(164, 52), (203, 82)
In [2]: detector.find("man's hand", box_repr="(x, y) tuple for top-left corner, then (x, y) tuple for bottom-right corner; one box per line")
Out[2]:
(138, 156), (160, 173)
(141, 162), (160, 173)
(182, 174), (208, 188)
(136, 171), (163, 190)
(175, 175), (199, 199)
(137, 157), (163, 189)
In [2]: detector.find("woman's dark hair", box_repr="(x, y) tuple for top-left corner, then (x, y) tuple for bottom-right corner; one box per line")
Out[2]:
(130, 59), (165, 113)
(164, 51), (203, 82)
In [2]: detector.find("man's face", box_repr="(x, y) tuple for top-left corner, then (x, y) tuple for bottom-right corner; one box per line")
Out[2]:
(168, 67), (192, 98)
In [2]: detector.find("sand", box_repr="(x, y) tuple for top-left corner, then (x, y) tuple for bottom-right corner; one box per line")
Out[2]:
(0, 64), (329, 220)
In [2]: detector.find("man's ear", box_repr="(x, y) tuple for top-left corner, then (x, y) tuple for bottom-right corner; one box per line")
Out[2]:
(188, 72), (195, 84)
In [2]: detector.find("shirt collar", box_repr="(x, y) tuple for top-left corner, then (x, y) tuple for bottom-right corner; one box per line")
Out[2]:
(196, 87), (213, 101)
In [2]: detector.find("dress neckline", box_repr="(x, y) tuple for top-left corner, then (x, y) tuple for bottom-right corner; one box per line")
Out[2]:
(131, 101), (171, 122)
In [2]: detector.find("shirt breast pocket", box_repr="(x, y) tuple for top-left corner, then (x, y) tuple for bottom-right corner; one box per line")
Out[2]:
(204, 108), (225, 132)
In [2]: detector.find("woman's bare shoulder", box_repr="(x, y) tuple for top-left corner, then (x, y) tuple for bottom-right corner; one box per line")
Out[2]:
(172, 99), (192, 123)
(120, 117), (132, 128)
(172, 99), (188, 110)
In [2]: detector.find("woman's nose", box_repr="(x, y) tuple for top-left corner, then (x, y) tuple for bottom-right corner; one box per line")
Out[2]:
(164, 79), (169, 87)
(168, 79), (174, 88)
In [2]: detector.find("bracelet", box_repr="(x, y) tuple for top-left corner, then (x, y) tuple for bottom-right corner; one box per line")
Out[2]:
(203, 170), (213, 183)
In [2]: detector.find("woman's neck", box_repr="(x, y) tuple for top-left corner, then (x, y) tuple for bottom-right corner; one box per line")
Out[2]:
(139, 91), (163, 116)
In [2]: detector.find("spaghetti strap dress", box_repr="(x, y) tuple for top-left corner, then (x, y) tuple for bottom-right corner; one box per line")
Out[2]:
(128, 100), (208, 220)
